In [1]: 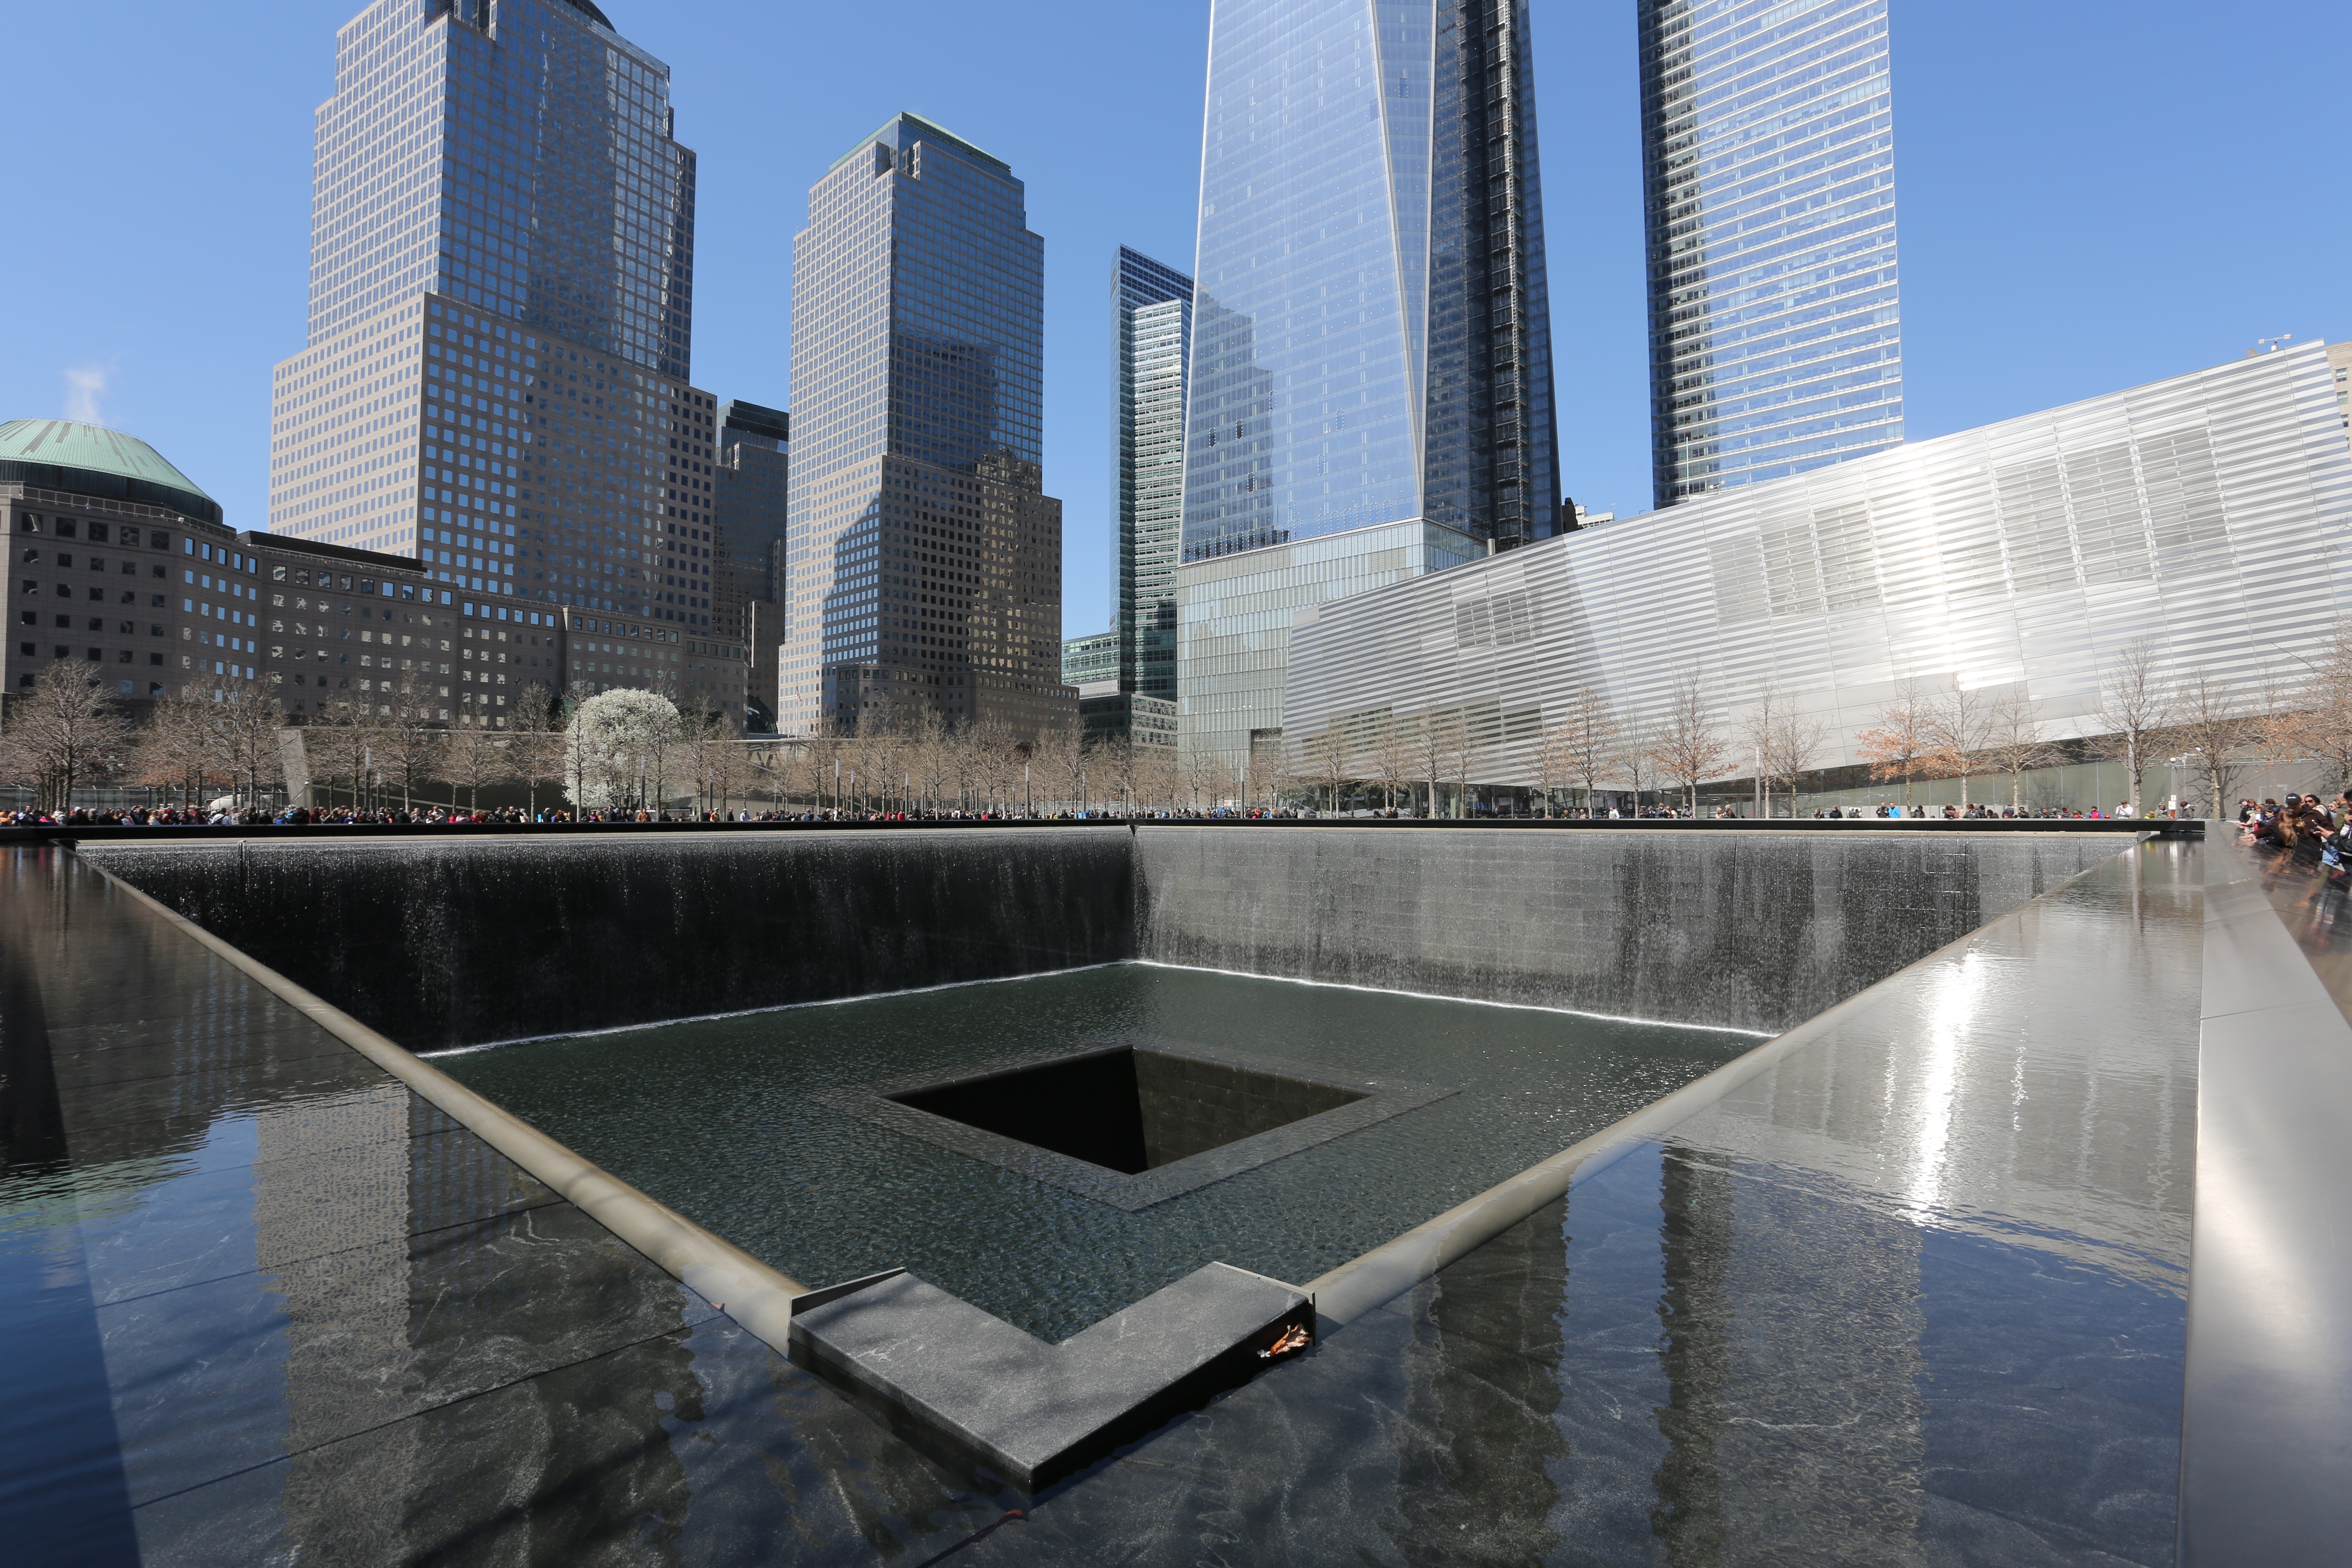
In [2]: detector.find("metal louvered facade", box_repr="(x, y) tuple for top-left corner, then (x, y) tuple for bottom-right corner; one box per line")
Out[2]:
(1285, 344), (2352, 784)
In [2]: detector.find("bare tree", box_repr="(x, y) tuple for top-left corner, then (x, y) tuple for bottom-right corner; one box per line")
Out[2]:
(795, 722), (844, 813)
(1855, 676), (1933, 806)
(1364, 712), (1413, 815)
(1740, 684), (1780, 818)
(1927, 681), (1995, 810)
(505, 683), (566, 817)
(1646, 668), (1732, 815)
(904, 710), (955, 813)
(0, 662), (132, 813)
(1443, 711), (1478, 819)
(2172, 669), (2253, 819)
(1179, 745), (1225, 813)
(1980, 684), (2060, 813)
(662, 706), (730, 815)
(1410, 708), (1455, 817)
(970, 720), (1020, 814)
(1558, 686), (1620, 814)
(1609, 716), (1658, 811)
(439, 724), (510, 813)
(2090, 638), (2172, 815)
(129, 691), (224, 813)
(1301, 725), (1353, 813)
(304, 694), (379, 811)
(1132, 742), (1183, 817)
(1035, 723), (1088, 814)
(372, 666), (446, 811)
(1526, 715), (1571, 818)
(1090, 736), (1137, 817)
(211, 674), (287, 811)
(1765, 707), (1830, 817)
(2277, 621), (2352, 794)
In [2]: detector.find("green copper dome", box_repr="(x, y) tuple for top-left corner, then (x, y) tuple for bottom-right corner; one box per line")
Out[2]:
(0, 419), (221, 526)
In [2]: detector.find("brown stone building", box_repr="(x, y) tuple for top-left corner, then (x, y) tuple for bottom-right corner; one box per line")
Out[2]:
(7, 421), (234, 713)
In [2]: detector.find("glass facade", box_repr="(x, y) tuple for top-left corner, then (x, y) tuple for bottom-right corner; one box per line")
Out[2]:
(1177, 0), (1561, 763)
(1112, 247), (1192, 706)
(305, 0), (691, 372)
(1179, 518), (1482, 764)
(1642, 0), (1900, 507)
(713, 399), (789, 727)
(269, 0), (723, 726)
(780, 115), (1069, 739)
(1062, 628), (1119, 687)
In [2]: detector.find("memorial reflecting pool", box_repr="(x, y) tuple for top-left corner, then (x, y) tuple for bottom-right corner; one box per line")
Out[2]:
(437, 965), (1757, 1340)
(0, 837), (2210, 1562)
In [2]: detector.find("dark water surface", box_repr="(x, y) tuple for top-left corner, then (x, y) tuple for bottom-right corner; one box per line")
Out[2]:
(440, 963), (1755, 1339)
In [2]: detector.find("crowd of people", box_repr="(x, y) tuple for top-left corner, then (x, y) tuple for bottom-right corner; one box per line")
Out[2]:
(0, 795), (2210, 829)
(2240, 794), (2352, 869)
(0, 804), (1287, 827)
(1804, 801), (2162, 820)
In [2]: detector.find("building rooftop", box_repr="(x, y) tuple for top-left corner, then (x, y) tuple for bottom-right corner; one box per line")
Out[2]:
(832, 112), (1011, 178)
(0, 420), (213, 502)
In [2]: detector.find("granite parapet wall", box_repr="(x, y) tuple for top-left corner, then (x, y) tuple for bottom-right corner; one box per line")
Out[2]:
(1132, 827), (2141, 1034)
(82, 826), (2143, 1053)
(81, 831), (1135, 1051)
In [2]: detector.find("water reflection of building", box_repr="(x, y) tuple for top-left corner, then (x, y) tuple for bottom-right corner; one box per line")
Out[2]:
(1648, 1147), (1928, 1563)
(1393, 1206), (1572, 1556)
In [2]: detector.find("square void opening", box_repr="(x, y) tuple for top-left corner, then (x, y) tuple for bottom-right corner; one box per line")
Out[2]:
(889, 1046), (1365, 1175)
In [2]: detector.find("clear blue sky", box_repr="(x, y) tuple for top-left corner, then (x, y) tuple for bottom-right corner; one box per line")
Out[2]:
(4, 2), (2344, 639)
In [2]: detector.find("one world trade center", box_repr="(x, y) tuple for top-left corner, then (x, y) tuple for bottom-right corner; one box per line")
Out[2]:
(1177, 0), (1565, 764)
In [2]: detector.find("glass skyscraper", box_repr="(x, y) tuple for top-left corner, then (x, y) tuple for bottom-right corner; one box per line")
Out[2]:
(270, 0), (724, 727)
(778, 114), (1071, 739)
(1176, 0), (1563, 765)
(1111, 246), (1191, 705)
(1641, 0), (1900, 507)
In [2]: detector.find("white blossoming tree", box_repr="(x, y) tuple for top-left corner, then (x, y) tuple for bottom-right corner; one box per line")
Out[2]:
(565, 688), (679, 811)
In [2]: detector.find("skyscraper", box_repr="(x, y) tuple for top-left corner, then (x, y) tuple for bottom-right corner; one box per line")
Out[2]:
(712, 398), (788, 728)
(778, 114), (1072, 738)
(1176, 0), (1564, 765)
(1640, 0), (1900, 507)
(1111, 247), (1192, 708)
(269, 0), (724, 708)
